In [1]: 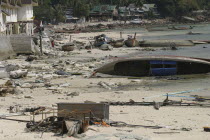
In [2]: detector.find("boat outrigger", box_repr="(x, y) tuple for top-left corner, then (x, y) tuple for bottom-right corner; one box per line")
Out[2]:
(95, 56), (210, 77)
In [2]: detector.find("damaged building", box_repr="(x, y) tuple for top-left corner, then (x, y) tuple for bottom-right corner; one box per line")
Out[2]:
(89, 5), (118, 22)
(0, 0), (38, 35)
(0, 0), (38, 60)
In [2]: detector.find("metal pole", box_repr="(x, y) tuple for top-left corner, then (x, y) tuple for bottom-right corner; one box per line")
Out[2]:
(42, 111), (43, 120)
(40, 34), (43, 55)
(69, 35), (72, 42)
(134, 32), (137, 39)
(131, 33), (136, 47)
(33, 113), (35, 122)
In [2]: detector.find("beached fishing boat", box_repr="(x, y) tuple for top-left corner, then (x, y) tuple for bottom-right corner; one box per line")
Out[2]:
(146, 28), (170, 32)
(168, 26), (193, 30)
(187, 31), (201, 35)
(95, 56), (210, 77)
(139, 40), (194, 47)
(125, 39), (139, 47)
(55, 30), (81, 34)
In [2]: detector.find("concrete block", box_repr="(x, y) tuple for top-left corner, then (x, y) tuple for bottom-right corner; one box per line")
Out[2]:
(10, 35), (40, 54)
(0, 36), (15, 60)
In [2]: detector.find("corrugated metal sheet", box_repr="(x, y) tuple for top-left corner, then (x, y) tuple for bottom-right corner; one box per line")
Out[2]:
(57, 103), (109, 120)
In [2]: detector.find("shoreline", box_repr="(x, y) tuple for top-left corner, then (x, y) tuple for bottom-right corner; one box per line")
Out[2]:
(51, 20), (210, 34)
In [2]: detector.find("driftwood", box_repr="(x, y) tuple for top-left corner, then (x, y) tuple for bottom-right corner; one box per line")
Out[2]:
(0, 118), (30, 122)
(110, 121), (163, 129)
(102, 94), (210, 108)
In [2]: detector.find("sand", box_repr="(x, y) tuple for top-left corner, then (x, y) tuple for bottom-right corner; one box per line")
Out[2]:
(0, 27), (210, 140)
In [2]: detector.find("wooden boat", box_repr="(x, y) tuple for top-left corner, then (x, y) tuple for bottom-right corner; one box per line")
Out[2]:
(139, 40), (194, 47)
(55, 30), (80, 34)
(168, 26), (193, 30)
(192, 41), (207, 44)
(201, 40), (210, 44)
(95, 55), (210, 77)
(110, 39), (124, 48)
(187, 31), (201, 35)
(62, 43), (75, 51)
(124, 33), (139, 47)
(125, 39), (139, 47)
(146, 28), (170, 32)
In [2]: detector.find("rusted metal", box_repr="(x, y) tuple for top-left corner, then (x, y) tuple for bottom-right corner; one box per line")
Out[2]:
(57, 103), (109, 120)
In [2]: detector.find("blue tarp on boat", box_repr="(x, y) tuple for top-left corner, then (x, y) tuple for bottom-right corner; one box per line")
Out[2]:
(150, 60), (177, 65)
(150, 61), (177, 76)
(151, 68), (177, 76)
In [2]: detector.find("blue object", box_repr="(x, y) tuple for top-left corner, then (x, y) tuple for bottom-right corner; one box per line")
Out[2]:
(151, 68), (177, 76)
(150, 61), (177, 76)
(150, 60), (177, 65)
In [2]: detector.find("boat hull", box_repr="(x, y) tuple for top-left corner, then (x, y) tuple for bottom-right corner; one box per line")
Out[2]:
(139, 40), (194, 47)
(96, 56), (210, 77)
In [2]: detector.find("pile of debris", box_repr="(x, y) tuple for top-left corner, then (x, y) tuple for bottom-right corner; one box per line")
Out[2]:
(25, 103), (110, 137)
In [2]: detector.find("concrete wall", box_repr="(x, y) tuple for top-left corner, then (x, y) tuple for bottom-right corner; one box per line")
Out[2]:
(0, 35), (39, 60)
(0, 36), (15, 60)
(26, 22), (33, 36)
(10, 35), (39, 54)
(9, 8), (18, 22)
(2, 6), (18, 23)
(0, 6), (4, 32)
(18, 5), (33, 21)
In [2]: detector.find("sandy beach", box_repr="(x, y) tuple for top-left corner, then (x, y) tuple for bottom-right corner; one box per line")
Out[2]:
(0, 23), (210, 140)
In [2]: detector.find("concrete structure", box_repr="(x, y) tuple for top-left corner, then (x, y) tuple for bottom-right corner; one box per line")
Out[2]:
(142, 4), (160, 17)
(10, 34), (40, 54)
(119, 5), (144, 21)
(0, 36), (15, 60)
(89, 5), (118, 22)
(18, 0), (38, 35)
(0, 0), (38, 35)
(0, 0), (38, 60)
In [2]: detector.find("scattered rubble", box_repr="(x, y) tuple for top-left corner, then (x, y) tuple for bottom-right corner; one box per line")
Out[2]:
(0, 63), (9, 79)
(66, 92), (80, 97)
(97, 81), (120, 90)
(10, 70), (28, 79)
(0, 20), (209, 140)
(100, 44), (113, 51)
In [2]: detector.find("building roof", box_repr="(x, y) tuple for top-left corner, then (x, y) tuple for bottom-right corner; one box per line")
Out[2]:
(142, 4), (156, 12)
(128, 4), (135, 9)
(21, 0), (38, 5)
(118, 7), (129, 13)
(90, 5), (117, 15)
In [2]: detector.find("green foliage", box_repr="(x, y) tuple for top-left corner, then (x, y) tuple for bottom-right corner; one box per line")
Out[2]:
(155, 0), (201, 18)
(34, 0), (209, 22)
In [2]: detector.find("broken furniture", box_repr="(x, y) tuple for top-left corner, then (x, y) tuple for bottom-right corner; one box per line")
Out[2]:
(26, 103), (109, 137)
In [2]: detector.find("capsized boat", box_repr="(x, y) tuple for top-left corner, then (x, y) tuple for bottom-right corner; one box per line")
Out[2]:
(130, 19), (144, 24)
(95, 56), (210, 77)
